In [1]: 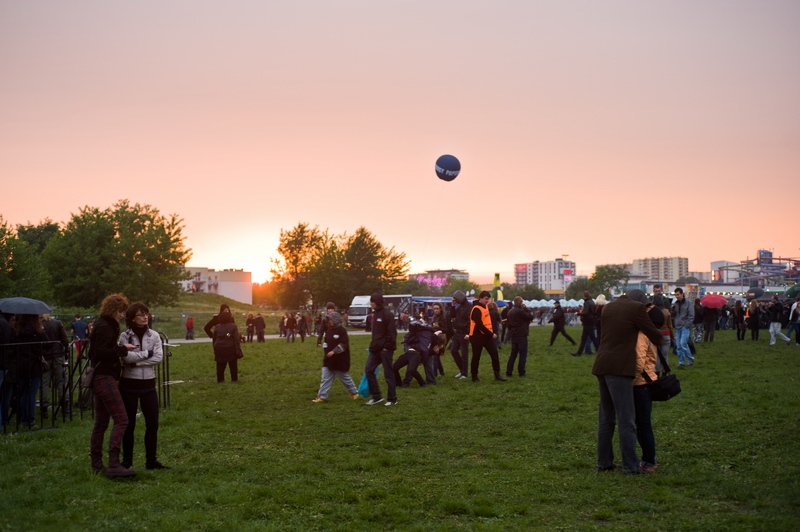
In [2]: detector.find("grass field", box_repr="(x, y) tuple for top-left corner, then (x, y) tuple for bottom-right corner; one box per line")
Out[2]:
(2, 326), (799, 530)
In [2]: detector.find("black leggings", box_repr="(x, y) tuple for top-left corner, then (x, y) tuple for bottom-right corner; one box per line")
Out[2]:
(120, 387), (160, 466)
(217, 359), (239, 382)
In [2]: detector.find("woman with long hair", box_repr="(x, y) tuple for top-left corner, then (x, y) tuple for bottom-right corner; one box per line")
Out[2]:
(89, 293), (149, 477)
(733, 300), (746, 341)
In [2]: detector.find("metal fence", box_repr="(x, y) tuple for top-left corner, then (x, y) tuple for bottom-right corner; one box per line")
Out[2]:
(1, 334), (173, 434)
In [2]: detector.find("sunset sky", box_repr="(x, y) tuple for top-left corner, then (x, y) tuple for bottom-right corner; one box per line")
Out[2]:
(2, 1), (798, 284)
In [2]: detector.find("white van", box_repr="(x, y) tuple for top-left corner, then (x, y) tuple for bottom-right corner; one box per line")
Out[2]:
(346, 294), (413, 328)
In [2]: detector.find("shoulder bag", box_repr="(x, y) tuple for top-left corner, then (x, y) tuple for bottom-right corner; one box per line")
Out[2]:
(641, 349), (681, 401)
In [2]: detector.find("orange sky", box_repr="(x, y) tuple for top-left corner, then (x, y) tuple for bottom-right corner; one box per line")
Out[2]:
(2, 1), (798, 284)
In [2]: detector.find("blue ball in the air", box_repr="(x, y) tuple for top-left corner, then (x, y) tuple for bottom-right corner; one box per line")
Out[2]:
(435, 154), (460, 182)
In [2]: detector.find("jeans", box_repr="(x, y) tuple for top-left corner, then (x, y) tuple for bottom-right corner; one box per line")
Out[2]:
(769, 322), (790, 345)
(18, 376), (42, 426)
(675, 327), (694, 365)
(392, 350), (425, 387)
(365, 350), (396, 402)
(790, 323), (800, 344)
(656, 335), (671, 372)
(576, 325), (598, 355)
(316, 367), (357, 399)
(596, 374), (639, 473)
(285, 328), (295, 343)
(450, 334), (469, 376)
(633, 384), (656, 465)
(506, 336), (528, 376)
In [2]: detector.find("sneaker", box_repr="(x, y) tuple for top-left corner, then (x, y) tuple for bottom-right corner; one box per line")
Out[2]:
(349, 393), (360, 400)
(312, 397), (326, 403)
(570, 352), (582, 357)
(365, 398), (385, 405)
(597, 464), (618, 472)
(454, 372), (463, 378)
(639, 461), (658, 473)
(384, 400), (397, 406)
(146, 461), (170, 470)
(458, 375), (467, 380)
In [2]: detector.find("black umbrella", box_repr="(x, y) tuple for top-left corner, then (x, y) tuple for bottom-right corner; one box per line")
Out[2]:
(0, 296), (53, 315)
(745, 287), (764, 300)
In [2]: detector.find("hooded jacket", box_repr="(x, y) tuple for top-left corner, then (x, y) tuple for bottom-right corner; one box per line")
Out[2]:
(450, 290), (472, 334)
(369, 293), (397, 354)
(322, 312), (350, 372)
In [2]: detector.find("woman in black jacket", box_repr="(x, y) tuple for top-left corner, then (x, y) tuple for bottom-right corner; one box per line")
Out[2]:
(205, 304), (242, 383)
(89, 293), (147, 478)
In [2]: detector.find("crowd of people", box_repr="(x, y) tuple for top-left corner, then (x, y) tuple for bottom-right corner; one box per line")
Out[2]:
(3, 284), (797, 480)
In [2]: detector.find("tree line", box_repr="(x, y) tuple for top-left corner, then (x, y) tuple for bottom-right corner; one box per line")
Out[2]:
(0, 200), (191, 308)
(3, 204), (628, 311)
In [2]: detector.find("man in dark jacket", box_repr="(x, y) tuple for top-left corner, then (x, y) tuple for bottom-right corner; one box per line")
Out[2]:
(505, 297), (534, 377)
(572, 291), (599, 356)
(592, 289), (663, 475)
(364, 293), (398, 406)
(548, 301), (576, 347)
(449, 290), (471, 379)
(41, 314), (69, 418)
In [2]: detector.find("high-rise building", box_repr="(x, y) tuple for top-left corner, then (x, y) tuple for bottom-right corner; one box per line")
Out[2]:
(631, 257), (688, 282)
(514, 259), (576, 291)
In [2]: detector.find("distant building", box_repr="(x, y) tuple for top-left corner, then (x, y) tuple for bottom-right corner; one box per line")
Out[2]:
(711, 261), (740, 283)
(181, 266), (252, 305)
(631, 257), (688, 282)
(514, 258), (576, 292)
(408, 269), (469, 289)
(688, 271), (712, 282)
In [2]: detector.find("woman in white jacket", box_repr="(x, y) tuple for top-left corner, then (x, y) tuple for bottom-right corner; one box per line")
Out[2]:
(118, 302), (169, 470)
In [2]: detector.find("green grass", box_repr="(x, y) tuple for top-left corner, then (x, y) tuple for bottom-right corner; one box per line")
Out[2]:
(2, 327), (799, 530)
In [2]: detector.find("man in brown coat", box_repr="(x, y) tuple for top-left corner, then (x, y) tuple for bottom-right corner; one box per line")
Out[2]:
(592, 289), (663, 474)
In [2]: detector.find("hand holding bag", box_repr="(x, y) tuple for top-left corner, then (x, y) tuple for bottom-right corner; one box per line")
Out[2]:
(642, 350), (681, 401)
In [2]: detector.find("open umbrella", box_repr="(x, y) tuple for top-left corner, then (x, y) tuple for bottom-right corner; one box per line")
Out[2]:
(745, 287), (764, 299)
(784, 285), (800, 299)
(700, 294), (727, 309)
(0, 296), (52, 315)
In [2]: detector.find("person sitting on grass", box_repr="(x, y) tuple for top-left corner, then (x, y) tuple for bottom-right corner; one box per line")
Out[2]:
(312, 312), (359, 403)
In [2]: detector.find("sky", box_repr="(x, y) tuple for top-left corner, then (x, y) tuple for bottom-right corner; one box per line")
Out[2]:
(2, 1), (798, 284)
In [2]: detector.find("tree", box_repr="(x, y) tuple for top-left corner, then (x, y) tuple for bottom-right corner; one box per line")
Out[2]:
(505, 283), (546, 301)
(590, 265), (630, 295)
(0, 216), (48, 299)
(270, 224), (410, 310)
(343, 227), (409, 297)
(16, 219), (60, 254)
(270, 223), (322, 309)
(442, 278), (480, 299)
(307, 231), (350, 310)
(564, 277), (592, 300)
(41, 200), (192, 307)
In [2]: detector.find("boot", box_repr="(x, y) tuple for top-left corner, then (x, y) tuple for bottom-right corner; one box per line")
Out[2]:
(494, 371), (508, 382)
(90, 452), (105, 475)
(105, 450), (136, 478)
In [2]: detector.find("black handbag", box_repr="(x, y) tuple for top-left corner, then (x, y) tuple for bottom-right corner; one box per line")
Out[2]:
(642, 349), (681, 401)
